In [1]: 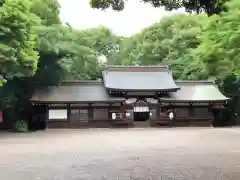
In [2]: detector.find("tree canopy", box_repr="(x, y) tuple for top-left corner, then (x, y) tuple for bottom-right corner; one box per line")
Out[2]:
(89, 0), (228, 15)
(30, 0), (61, 25)
(193, 0), (240, 79)
(118, 14), (207, 79)
(0, 0), (41, 86)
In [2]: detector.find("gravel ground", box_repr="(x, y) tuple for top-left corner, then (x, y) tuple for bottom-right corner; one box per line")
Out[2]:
(0, 127), (240, 180)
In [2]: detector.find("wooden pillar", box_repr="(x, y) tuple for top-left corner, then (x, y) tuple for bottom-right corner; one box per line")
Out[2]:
(209, 103), (214, 121)
(67, 104), (71, 123)
(88, 103), (93, 120)
(208, 103), (213, 112)
(108, 103), (112, 120)
(44, 104), (48, 121)
(189, 103), (194, 117)
(44, 104), (48, 122)
(156, 100), (161, 121)
(119, 102), (124, 113)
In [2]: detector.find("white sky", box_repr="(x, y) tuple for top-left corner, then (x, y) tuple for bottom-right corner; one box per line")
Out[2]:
(58, 0), (185, 37)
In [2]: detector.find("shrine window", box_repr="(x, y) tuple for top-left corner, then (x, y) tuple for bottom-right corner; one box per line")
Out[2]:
(71, 109), (89, 121)
(48, 109), (68, 121)
(93, 109), (108, 120)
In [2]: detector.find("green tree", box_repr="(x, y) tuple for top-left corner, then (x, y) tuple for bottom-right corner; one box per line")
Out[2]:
(35, 25), (101, 83)
(31, 0), (61, 26)
(189, 0), (240, 125)
(89, 0), (228, 15)
(0, 0), (41, 86)
(75, 26), (121, 64)
(118, 14), (206, 79)
(0, 0), (62, 129)
(194, 0), (240, 80)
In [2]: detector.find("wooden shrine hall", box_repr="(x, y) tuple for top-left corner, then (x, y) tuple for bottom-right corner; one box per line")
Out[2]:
(30, 66), (229, 128)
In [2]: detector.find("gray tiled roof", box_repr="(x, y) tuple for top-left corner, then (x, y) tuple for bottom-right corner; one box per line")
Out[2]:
(30, 80), (229, 103)
(31, 81), (125, 103)
(102, 67), (179, 91)
(162, 81), (230, 102)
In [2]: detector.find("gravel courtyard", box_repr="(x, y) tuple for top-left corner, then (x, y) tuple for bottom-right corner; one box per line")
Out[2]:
(0, 127), (240, 180)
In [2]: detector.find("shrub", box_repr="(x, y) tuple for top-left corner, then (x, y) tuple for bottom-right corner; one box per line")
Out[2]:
(12, 120), (28, 132)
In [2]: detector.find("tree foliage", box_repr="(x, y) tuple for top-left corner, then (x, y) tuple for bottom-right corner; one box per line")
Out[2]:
(193, 0), (240, 80)
(75, 26), (121, 65)
(0, 0), (41, 86)
(34, 25), (105, 85)
(31, 0), (61, 26)
(89, 0), (228, 15)
(90, 0), (125, 11)
(118, 14), (207, 79)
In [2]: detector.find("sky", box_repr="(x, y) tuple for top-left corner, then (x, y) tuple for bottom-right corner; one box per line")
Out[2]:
(58, 0), (185, 37)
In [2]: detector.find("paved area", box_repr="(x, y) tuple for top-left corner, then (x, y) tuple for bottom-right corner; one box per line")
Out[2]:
(0, 128), (240, 180)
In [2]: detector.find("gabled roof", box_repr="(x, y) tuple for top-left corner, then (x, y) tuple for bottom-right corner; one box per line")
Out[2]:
(102, 65), (179, 92)
(30, 81), (125, 103)
(162, 81), (230, 103)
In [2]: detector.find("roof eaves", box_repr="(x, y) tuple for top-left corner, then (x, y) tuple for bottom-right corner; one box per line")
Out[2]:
(30, 99), (126, 104)
(161, 99), (230, 103)
(175, 80), (215, 85)
(106, 87), (180, 92)
(59, 80), (103, 86)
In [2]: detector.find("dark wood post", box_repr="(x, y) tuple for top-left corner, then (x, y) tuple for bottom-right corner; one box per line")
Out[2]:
(209, 103), (214, 122)
(108, 103), (112, 120)
(156, 99), (161, 123)
(189, 103), (194, 117)
(67, 104), (71, 123)
(44, 104), (48, 121)
(88, 103), (93, 120)
(45, 104), (49, 123)
(208, 103), (213, 112)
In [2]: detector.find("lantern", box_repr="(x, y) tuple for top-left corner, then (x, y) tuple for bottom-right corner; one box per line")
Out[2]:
(112, 113), (116, 120)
